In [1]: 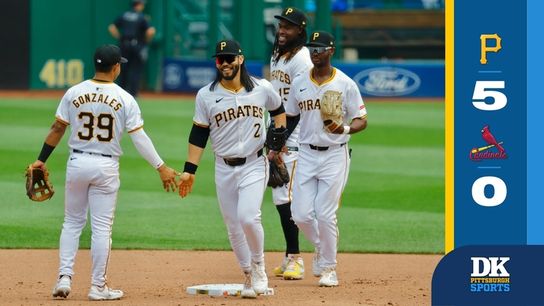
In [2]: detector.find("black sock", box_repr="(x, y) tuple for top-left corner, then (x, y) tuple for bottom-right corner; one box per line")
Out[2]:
(276, 202), (299, 255)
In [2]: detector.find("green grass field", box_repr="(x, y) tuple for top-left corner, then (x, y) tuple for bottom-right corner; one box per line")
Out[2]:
(0, 97), (444, 254)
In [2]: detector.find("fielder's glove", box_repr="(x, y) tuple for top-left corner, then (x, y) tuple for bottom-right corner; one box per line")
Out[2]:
(268, 155), (290, 188)
(266, 127), (288, 151)
(25, 165), (54, 202)
(320, 90), (344, 133)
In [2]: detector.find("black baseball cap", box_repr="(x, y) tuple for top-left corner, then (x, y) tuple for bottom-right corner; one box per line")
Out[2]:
(212, 39), (243, 57)
(94, 44), (127, 67)
(307, 31), (335, 47)
(274, 7), (307, 27)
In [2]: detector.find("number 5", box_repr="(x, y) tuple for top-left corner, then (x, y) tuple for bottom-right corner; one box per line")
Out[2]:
(472, 81), (507, 111)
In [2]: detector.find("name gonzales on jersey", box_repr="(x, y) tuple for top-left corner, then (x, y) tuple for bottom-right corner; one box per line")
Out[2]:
(214, 105), (264, 127)
(72, 93), (122, 111)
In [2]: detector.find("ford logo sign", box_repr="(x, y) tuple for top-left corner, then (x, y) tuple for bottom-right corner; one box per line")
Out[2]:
(353, 67), (421, 96)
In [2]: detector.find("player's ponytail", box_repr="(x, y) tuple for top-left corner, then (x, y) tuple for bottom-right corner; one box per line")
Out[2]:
(210, 71), (222, 91)
(239, 62), (255, 92)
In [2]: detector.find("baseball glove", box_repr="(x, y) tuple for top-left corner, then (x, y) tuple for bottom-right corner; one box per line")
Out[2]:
(268, 155), (290, 188)
(320, 90), (343, 133)
(266, 127), (288, 151)
(25, 165), (54, 202)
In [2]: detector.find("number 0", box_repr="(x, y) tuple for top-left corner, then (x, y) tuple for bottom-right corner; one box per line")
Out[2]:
(471, 176), (507, 207)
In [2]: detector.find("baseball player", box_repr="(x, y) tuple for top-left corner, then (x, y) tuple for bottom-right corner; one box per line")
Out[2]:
(178, 40), (287, 298)
(285, 31), (367, 287)
(268, 7), (312, 280)
(30, 44), (178, 300)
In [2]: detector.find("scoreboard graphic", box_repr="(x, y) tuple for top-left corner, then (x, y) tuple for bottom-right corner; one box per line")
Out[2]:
(433, 0), (544, 305)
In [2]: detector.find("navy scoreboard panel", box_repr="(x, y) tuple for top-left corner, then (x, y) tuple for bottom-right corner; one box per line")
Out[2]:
(433, 1), (544, 305)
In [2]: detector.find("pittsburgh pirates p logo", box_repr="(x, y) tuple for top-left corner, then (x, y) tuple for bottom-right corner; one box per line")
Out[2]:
(480, 34), (502, 64)
(285, 8), (293, 15)
(220, 42), (227, 51)
(312, 32), (320, 41)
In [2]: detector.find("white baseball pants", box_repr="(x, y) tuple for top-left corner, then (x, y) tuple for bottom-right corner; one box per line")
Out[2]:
(291, 144), (350, 269)
(215, 154), (268, 272)
(58, 152), (119, 287)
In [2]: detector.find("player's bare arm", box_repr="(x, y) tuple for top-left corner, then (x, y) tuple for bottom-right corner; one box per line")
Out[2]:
(31, 119), (68, 170)
(179, 123), (209, 198)
(45, 119), (68, 147)
(272, 112), (286, 129)
(328, 116), (367, 135)
(179, 144), (205, 198)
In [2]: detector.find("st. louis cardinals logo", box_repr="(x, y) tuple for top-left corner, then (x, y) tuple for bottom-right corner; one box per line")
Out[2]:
(469, 125), (507, 161)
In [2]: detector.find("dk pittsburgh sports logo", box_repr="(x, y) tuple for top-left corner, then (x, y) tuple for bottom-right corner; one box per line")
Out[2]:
(469, 125), (507, 161)
(470, 257), (510, 292)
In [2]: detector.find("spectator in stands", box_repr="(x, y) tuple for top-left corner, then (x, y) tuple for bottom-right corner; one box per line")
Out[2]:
(108, 0), (155, 97)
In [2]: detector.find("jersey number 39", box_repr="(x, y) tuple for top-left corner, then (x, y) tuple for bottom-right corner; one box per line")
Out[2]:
(77, 112), (114, 142)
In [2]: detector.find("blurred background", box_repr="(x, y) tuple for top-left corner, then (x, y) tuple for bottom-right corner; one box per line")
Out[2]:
(0, 0), (445, 254)
(0, 0), (444, 98)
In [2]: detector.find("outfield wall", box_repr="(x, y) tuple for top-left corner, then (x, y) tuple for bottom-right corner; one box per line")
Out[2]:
(162, 58), (445, 98)
(0, 0), (30, 89)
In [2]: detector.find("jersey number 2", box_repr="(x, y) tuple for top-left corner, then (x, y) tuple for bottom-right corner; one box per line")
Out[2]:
(78, 112), (114, 142)
(253, 123), (261, 138)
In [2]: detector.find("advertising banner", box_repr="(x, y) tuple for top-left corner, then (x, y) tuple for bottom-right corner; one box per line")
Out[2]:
(162, 58), (264, 92)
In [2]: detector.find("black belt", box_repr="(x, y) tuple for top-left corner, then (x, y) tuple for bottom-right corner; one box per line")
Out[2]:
(73, 149), (112, 158)
(223, 149), (263, 167)
(309, 143), (346, 151)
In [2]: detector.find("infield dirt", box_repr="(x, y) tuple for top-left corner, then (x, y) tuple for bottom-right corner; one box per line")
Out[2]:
(0, 249), (441, 306)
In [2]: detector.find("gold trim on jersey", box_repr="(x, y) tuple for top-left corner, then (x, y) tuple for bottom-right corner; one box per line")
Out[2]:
(55, 117), (70, 126)
(309, 68), (336, 86)
(128, 126), (143, 133)
(338, 144), (350, 208)
(263, 155), (270, 190)
(287, 159), (297, 202)
(91, 78), (113, 84)
(355, 114), (367, 120)
(193, 121), (210, 128)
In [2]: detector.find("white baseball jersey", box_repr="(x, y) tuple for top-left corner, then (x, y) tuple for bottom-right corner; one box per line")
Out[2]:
(193, 77), (281, 274)
(55, 79), (143, 157)
(55, 79), (142, 288)
(269, 47), (312, 148)
(287, 67), (367, 272)
(193, 78), (282, 158)
(286, 68), (367, 146)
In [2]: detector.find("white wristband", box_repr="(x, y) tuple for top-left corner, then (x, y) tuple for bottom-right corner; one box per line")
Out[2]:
(343, 126), (350, 134)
